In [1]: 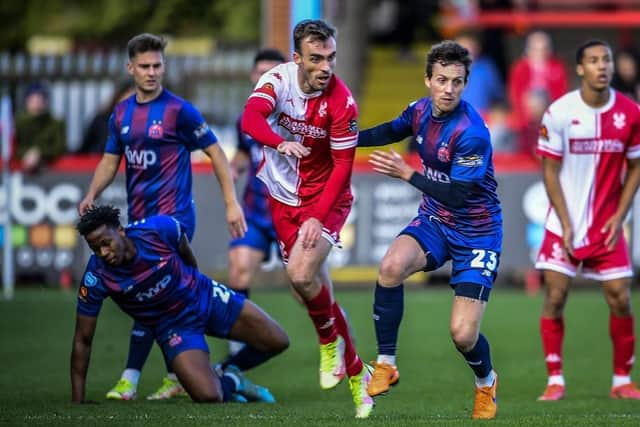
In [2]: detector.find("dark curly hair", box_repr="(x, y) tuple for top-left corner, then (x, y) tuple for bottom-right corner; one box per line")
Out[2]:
(425, 40), (472, 83)
(77, 205), (122, 236)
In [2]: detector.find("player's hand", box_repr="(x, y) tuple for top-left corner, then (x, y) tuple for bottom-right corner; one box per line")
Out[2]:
(368, 149), (413, 181)
(226, 201), (248, 239)
(277, 141), (311, 159)
(561, 223), (574, 256)
(601, 214), (623, 251)
(299, 217), (323, 249)
(78, 195), (95, 216)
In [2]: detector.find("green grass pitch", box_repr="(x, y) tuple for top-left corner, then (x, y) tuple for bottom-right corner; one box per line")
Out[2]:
(2, 287), (640, 426)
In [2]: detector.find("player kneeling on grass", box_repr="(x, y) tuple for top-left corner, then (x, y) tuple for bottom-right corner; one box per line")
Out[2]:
(70, 205), (289, 404)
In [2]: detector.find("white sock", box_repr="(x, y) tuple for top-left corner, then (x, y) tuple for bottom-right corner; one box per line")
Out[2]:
(166, 372), (178, 382)
(613, 375), (631, 388)
(122, 369), (140, 386)
(548, 375), (565, 386)
(377, 355), (396, 366)
(475, 370), (495, 388)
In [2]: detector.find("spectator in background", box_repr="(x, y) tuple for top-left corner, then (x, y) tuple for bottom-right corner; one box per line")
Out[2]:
(455, 32), (505, 116)
(508, 31), (568, 157)
(77, 81), (135, 154)
(14, 82), (66, 173)
(611, 49), (640, 102)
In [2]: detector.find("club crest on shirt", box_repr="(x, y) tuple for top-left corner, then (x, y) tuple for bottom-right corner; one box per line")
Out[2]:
(79, 286), (88, 302)
(148, 120), (164, 139)
(613, 112), (626, 130)
(168, 333), (183, 348)
(437, 142), (450, 162)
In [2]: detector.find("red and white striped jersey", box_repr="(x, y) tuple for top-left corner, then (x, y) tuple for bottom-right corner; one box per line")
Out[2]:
(536, 89), (640, 249)
(246, 62), (358, 208)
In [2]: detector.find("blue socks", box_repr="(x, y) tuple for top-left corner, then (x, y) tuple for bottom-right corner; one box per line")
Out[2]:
(220, 345), (274, 371)
(126, 322), (155, 371)
(373, 283), (404, 356)
(459, 333), (493, 379)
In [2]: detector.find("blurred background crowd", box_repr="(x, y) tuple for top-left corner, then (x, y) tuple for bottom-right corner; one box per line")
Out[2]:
(2, 0), (640, 287)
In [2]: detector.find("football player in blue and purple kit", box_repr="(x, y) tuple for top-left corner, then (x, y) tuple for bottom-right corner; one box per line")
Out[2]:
(71, 206), (287, 404)
(77, 33), (246, 401)
(358, 41), (502, 420)
(226, 48), (285, 357)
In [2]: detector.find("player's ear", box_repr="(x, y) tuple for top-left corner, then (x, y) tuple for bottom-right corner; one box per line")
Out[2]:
(424, 75), (431, 89)
(293, 51), (302, 65)
(576, 63), (584, 78)
(118, 225), (125, 236)
(127, 60), (134, 76)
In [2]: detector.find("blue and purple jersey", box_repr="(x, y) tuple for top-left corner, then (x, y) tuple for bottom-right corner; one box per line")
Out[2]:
(390, 98), (501, 235)
(76, 216), (214, 336)
(105, 89), (217, 237)
(235, 117), (272, 229)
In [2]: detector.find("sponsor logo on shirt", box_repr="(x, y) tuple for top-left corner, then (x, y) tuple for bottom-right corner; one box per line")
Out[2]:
(79, 285), (88, 301)
(135, 274), (171, 301)
(569, 138), (624, 153)
(125, 146), (157, 169)
(539, 124), (549, 141)
(349, 119), (358, 134)
(84, 272), (97, 287)
(454, 154), (484, 167)
(194, 122), (210, 139)
(425, 166), (451, 183)
(148, 120), (164, 139)
(277, 113), (327, 139)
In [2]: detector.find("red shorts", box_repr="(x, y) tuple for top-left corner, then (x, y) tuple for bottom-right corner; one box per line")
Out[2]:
(535, 230), (632, 281)
(269, 194), (352, 263)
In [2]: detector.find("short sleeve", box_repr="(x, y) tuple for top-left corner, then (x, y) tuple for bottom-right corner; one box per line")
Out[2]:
(176, 103), (218, 151)
(104, 112), (123, 155)
(626, 105), (640, 159)
(451, 136), (492, 183)
(536, 107), (564, 160)
(76, 261), (108, 317)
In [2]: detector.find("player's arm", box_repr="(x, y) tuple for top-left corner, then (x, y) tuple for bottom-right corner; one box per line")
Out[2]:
(358, 102), (414, 147)
(70, 313), (98, 403)
(602, 157), (640, 249)
(241, 77), (310, 158)
(369, 149), (474, 208)
(202, 143), (247, 239)
(78, 153), (121, 215)
(542, 156), (573, 254)
(178, 233), (198, 268)
(232, 119), (252, 179)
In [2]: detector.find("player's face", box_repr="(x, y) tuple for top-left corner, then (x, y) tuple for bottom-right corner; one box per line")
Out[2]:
(85, 225), (128, 266)
(128, 50), (164, 96)
(425, 62), (467, 116)
(251, 59), (283, 85)
(294, 36), (336, 93)
(577, 44), (613, 92)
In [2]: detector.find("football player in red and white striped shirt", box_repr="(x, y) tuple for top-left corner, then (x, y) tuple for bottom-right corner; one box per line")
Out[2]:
(536, 39), (640, 401)
(240, 19), (373, 418)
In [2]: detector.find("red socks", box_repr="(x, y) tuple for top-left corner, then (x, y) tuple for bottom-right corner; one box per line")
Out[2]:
(540, 317), (564, 376)
(333, 302), (363, 377)
(610, 314), (635, 376)
(304, 285), (337, 344)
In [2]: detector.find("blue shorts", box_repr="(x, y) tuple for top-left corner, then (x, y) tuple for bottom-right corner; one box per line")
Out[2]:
(400, 214), (502, 296)
(229, 218), (278, 261)
(158, 280), (245, 364)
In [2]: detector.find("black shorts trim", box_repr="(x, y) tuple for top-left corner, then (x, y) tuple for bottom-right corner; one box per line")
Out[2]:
(453, 282), (491, 302)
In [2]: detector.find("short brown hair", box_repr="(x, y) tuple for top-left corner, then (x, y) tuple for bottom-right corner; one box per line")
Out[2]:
(293, 20), (336, 54)
(127, 33), (167, 59)
(425, 41), (472, 83)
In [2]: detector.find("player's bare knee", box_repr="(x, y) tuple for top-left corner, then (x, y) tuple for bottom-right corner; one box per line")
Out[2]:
(189, 388), (223, 403)
(378, 256), (408, 284)
(450, 326), (477, 352)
